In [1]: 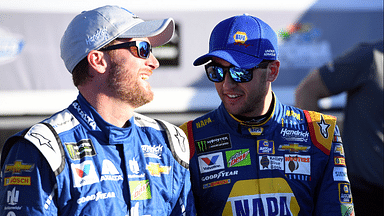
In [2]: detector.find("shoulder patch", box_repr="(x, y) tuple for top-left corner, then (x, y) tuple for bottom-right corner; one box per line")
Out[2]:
(23, 123), (66, 176)
(156, 119), (190, 169)
(304, 110), (336, 155)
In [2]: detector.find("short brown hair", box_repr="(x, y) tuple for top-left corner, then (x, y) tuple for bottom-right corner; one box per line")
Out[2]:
(72, 57), (91, 87)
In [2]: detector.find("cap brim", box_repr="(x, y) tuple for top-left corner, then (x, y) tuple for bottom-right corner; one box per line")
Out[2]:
(119, 18), (174, 47)
(193, 50), (263, 69)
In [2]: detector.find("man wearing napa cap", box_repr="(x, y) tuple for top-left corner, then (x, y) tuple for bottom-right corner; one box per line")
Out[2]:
(180, 14), (354, 215)
(0, 5), (195, 215)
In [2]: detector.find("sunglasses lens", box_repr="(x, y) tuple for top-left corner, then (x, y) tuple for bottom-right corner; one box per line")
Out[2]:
(230, 67), (252, 82)
(206, 65), (224, 82)
(137, 42), (151, 58)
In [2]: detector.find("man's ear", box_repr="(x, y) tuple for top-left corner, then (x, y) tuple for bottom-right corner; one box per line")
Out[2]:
(87, 50), (108, 74)
(267, 60), (280, 82)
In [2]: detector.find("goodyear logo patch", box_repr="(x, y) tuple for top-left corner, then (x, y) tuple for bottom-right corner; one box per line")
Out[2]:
(66, 139), (96, 160)
(129, 180), (151, 200)
(195, 134), (231, 154)
(233, 31), (247, 43)
(257, 140), (275, 154)
(226, 149), (251, 168)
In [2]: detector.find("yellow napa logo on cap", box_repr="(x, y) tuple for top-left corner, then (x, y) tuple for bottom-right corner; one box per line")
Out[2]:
(234, 31), (247, 44)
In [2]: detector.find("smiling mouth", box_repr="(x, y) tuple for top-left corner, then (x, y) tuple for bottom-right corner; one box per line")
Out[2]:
(140, 74), (150, 80)
(227, 94), (240, 99)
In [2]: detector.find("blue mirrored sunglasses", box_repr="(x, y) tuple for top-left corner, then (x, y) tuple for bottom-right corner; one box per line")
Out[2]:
(99, 41), (152, 59)
(205, 61), (271, 83)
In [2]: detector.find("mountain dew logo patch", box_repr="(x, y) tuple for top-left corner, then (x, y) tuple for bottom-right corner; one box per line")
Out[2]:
(222, 178), (300, 216)
(226, 149), (251, 168)
(129, 180), (151, 200)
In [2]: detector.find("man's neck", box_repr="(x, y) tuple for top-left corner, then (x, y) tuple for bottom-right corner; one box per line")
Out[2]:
(79, 88), (135, 128)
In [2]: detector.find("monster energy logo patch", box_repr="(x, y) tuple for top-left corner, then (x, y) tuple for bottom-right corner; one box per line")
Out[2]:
(66, 139), (96, 160)
(195, 134), (231, 154)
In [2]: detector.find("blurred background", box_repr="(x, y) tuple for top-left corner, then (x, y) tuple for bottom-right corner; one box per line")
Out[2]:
(0, 0), (383, 148)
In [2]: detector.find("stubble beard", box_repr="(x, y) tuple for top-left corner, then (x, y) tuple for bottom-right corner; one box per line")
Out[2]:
(107, 61), (154, 108)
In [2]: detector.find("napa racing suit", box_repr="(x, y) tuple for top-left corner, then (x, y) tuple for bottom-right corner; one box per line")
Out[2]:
(180, 94), (354, 216)
(0, 93), (196, 216)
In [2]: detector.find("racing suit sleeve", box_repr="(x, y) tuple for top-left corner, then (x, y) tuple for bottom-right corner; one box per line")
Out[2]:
(313, 125), (354, 216)
(0, 139), (59, 215)
(170, 168), (196, 216)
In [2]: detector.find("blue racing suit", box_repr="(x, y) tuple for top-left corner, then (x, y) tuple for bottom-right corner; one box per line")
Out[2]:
(0, 93), (196, 216)
(180, 94), (354, 216)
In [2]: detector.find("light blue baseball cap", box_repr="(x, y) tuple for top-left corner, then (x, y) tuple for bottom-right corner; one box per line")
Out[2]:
(60, 5), (175, 73)
(194, 14), (278, 69)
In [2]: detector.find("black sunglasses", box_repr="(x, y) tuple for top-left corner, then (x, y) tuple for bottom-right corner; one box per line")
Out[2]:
(99, 41), (152, 59)
(205, 61), (271, 83)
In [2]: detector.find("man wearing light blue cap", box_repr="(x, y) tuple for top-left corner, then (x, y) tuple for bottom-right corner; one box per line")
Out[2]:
(0, 5), (195, 215)
(180, 14), (354, 215)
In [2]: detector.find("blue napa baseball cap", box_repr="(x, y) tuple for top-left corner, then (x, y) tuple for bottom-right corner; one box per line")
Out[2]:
(193, 14), (278, 69)
(61, 5), (174, 73)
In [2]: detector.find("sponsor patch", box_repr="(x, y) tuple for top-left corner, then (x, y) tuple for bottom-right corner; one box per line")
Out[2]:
(333, 167), (349, 182)
(334, 144), (345, 156)
(195, 134), (231, 154)
(222, 178), (300, 215)
(203, 179), (231, 189)
(71, 161), (99, 187)
(141, 144), (163, 159)
(201, 170), (238, 182)
(146, 162), (171, 177)
(286, 110), (301, 120)
(7, 187), (20, 206)
(280, 128), (310, 142)
(233, 31), (247, 43)
(77, 191), (116, 204)
(129, 180), (151, 200)
(334, 157), (346, 166)
(226, 149), (251, 168)
(257, 140), (275, 154)
(4, 176), (31, 186)
(339, 183), (353, 203)
(100, 160), (123, 182)
(65, 139), (96, 160)
(285, 155), (311, 175)
(198, 152), (225, 173)
(341, 204), (355, 216)
(248, 127), (263, 136)
(259, 156), (284, 170)
(279, 143), (310, 153)
(195, 117), (212, 129)
(5, 160), (35, 174)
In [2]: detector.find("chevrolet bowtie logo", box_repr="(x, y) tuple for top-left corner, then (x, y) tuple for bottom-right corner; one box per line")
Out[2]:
(146, 162), (171, 177)
(5, 160), (35, 174)
(279, 144), (310, 153)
